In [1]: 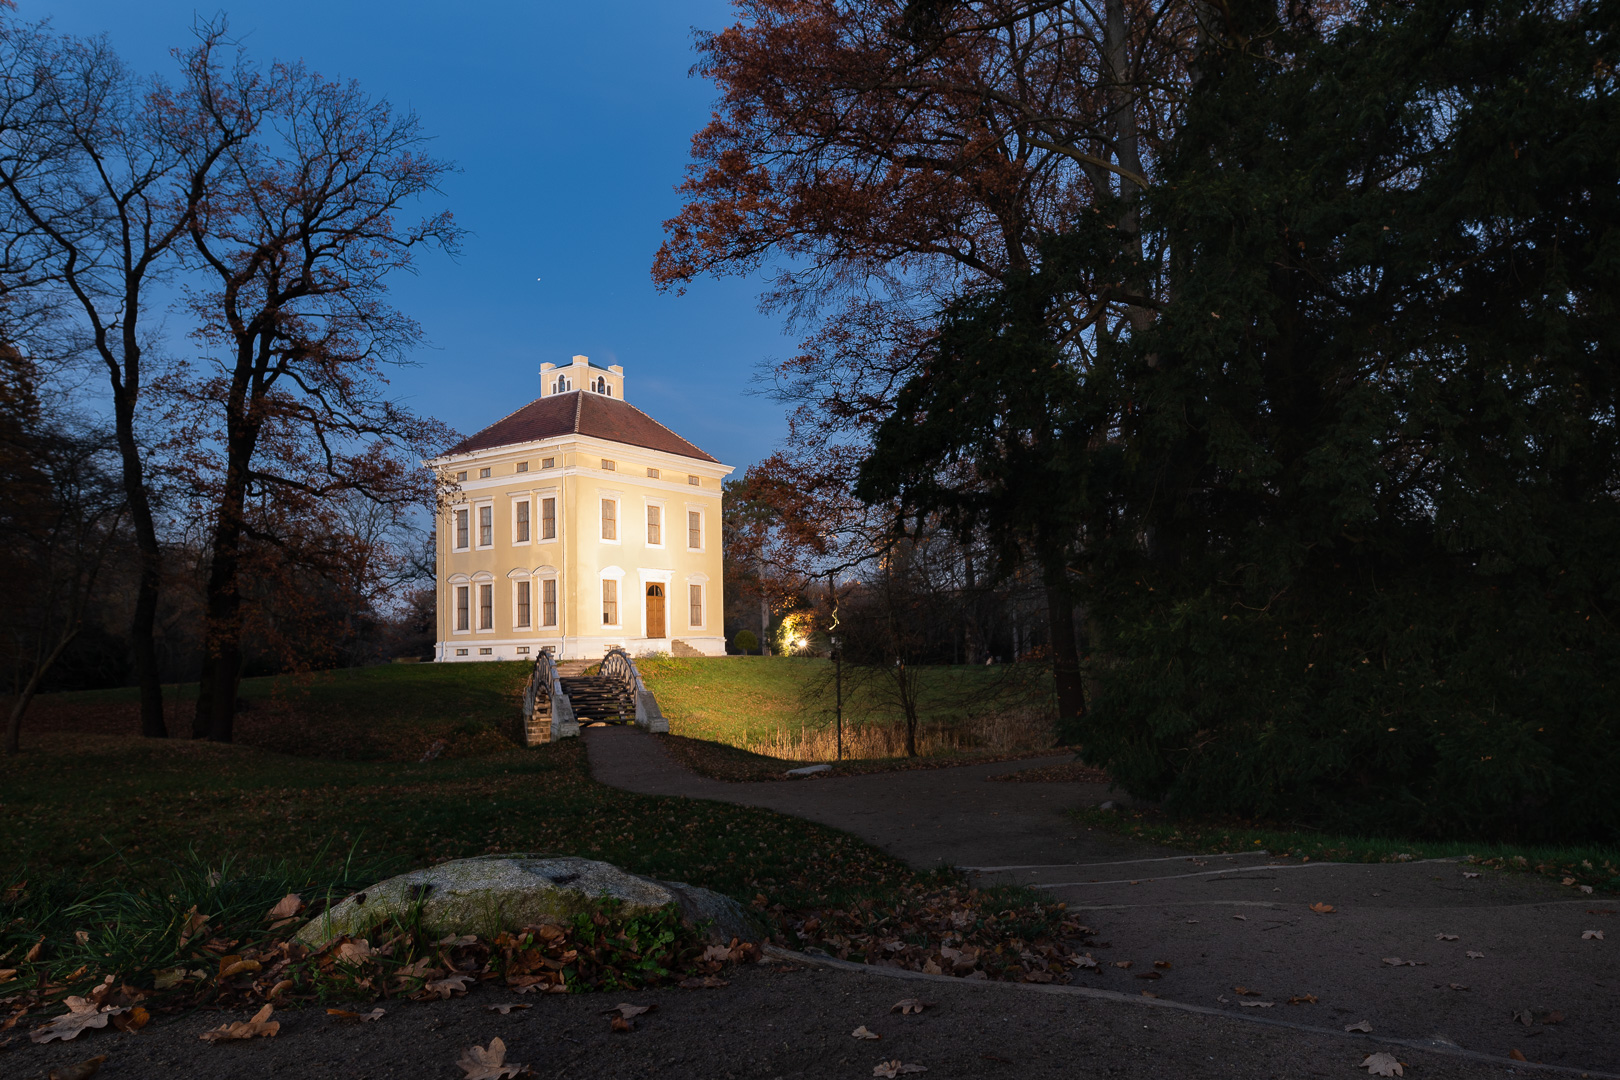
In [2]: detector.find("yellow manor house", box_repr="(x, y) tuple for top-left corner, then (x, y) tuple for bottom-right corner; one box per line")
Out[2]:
(428, 356), (732, 662)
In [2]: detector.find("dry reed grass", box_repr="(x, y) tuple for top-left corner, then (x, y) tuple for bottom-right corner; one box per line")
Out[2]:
(743, 705), (1056, 762)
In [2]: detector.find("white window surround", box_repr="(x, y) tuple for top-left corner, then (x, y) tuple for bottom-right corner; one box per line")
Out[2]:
(475, 500), (496, 550)
(599, 493), (622, 545)
(688, 582), (705, 630)
(449, 575), (472, 635)
(599, 566), (625, 629)
(512, 497), (532, 546)
(534, 567), (560, 628)
(512, 577), (532, 630)
(684, 504), (706, 552)
(473, 571), (496, 633)
(451, 506), (471, 552)
(643, 497), (667, 549)
(534, 488), (560, 543)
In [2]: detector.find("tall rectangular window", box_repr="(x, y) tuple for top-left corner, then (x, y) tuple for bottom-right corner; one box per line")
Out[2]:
(687, 510), (702, 549)
(479, 583), (494, 630)
(689, 584), (703, 627)
(515, 581), (531, 627)
(646, 505), (661, 545)
(601, 499), (617, 541)
(515, 500), (530, 542)
(454, 508), (469, 549)
(541, 497), (556, 539)
(478, 505), (493, 547)
(542, 578), (557, 627)
(455, 585), (470, 631)
(602, 579), (618, 625)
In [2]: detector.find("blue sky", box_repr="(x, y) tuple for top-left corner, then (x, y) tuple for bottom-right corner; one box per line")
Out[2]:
(35, 1), (792, 472)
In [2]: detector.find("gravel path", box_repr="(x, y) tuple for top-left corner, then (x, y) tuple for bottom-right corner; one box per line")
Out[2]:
(586, 726), (1620, 1075)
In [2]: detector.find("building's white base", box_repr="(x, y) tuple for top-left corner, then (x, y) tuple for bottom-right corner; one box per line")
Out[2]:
(435, 635), (726, 662)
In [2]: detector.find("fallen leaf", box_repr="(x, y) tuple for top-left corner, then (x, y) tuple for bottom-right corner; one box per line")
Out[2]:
(0, 968), (15, 984)
(609, 1015), (632, 1033)
(1153, 960), (1172, 969)
(873, 1061), (927, 1078)
(152, 968), (187, 990)
(1238, 1000), (1274, 1008)
(1309, 902), (1334, 914)
(1135, 971), (1161, 980)
(74, 930), (90, 946)
(1514, 1009), (1534, 1026)
(1287, 994), (1318, 1005)
(1582, 930), (1604, 941)
(1462, 872), (1480, 878)
(1231, 914), (1246, 921)
(30, 998), (127, 1044)
(219, 958), (261, 979)
(607, 1003), (653, 1019)
(1233, 986), (1263, 997)
(458, 1037), (526, 1079)
(1113, 960), (1133, 969)
(1466, 951), (1485, 959)
(177, 908), (209, 949)
(1449, 983), (1469, 991)
(24, 937), (44, 963)
(268, 979), (295, 998)
(921, 960), (942, 975)
(1435, 933), (1458, 941)
(487, 1004), (531, 1015)
(421, 974), (474, 1000)
(112, 1006), (150, 1034)
(1580, 885), (1594, 894)
(1562, 877), (1577, 886)
(327, 1007), (386, 1022)
(1362, 1052), (1404, 1076)
(852, 1025), (881, 1040)
(198, 1003), (279, 1043)
(48, 1056), (107, 1080)
(265, 894), (303, 921)
(702, 945), (732, 962)
(1380, 958), (1425, 967)
(1140, 990), (1159, 998)
(335, 940), (372, 963)
(1345, 1020), (1374, 1033)
(678, 976), (728, 989)
(1508, 1049), (1527, 1062)
(890, 999), (932, 1015)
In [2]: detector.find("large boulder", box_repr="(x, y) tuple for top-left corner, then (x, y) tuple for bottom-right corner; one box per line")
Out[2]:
(296, 854), (760, 948)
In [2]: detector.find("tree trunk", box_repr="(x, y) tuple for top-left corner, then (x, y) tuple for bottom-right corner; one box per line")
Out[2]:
(112, 372), (167, 739)
(1043, 561), (1086, 737)
(4, 627), (79, 755)
(196, 406), (256, 743)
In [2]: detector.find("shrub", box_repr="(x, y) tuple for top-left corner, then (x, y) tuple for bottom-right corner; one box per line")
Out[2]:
(732, 630), (759, 655)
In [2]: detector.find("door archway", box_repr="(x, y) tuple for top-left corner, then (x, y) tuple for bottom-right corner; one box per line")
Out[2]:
(645, 584), (666, 639)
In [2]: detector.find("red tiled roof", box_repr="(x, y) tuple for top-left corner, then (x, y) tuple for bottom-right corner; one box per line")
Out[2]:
(443, 391), (719, 463)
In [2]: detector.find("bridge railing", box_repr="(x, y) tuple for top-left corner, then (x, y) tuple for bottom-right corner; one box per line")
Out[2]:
(599, 646), (669, 733)
(521, 648), (578, 744)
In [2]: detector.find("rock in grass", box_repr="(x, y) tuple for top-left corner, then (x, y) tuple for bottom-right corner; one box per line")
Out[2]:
(296, 854), (759, 948)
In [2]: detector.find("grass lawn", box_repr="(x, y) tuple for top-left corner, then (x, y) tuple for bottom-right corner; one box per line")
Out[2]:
(2, 664), (1082, 1014)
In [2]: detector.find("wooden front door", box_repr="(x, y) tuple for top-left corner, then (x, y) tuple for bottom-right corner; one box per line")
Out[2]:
(646, 584), (665, 639)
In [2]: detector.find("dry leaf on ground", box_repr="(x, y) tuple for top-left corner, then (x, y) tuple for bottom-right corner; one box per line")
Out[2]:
(421, 974), (474, 1000)
(198, 1004), (279, 1043)
(1508, 1049), (1528, 1062)
(1309, 903), (1335, 914)
(458, 1037), (526, 1079)
(1380, 958), (1425, 967)
(1435, 933), (1458, 941)
(1362, 1052), (1404, 1076)
(1582, 930), (1604, 940)
(873, 1062), (927, 1077)
(327, 1008), (386, 1022)
(177, 908), (210, 948)
(265, 894), (303, 920)
(609, 1015), (633, 1033)
(1232, 986), (1262, 997)
(1288, 994), (1318, 1005)
(1344, 1020), (1374, 1033)
(1466, 951), (1485, 959)
(1232, 914), (1247, 921)
(1113, 961), (1133, 969)
(48, 1056), (107, 1080)
(852, 1026), (881, 1039)
(487, 1004), (531, 1015)
(607, 1003), (653, 1019)
(30, 998), (127, 1044)
(1449, 983), (1469, 991)
(1462, 872), (1480, 879)
(891, 999), (932, 1015)
(1153, 960), (1172, 969)
(679, 976), (728, 989)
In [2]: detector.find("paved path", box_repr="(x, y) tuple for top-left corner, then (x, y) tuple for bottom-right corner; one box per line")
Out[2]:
(586, 726), (1619, 1074)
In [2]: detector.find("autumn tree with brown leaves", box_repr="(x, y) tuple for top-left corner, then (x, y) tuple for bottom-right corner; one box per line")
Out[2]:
(656, 0), (1197, 727)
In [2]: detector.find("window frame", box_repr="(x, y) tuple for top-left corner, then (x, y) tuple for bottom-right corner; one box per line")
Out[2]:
(513, 497), (532, 545)
(540, 575), (558, 628)
(452, 507), (470, 552)
(475, 500), (495, 549)
(688, 583), (704, 629)
(644, 499), (666, 549)
(601, 577), (620, 627)
(599, 494), (621, 544)
(685, 506), (705, 552)
(477, 581), (495, 632)
(513, 578), (532, 629)
(538, 493), (558, 542)
(453, 583), (471, 634)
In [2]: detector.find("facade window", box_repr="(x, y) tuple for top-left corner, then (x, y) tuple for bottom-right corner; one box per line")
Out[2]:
(478, 505), (494, 547)
(455, 648), (468, 656)
(541, 457), (555, 469)
(689, 584), (703, 627)
(646, 505), (661, 545)
(647, 467), (659, 480)
(602, 579), (618, 625)
(542, 578), (557, 627)
(479, 583), (494, 630)
(479, 647), (493, 656)
(517, 646), (530, 655)
(552, 376), (570, 394)
(454, 508), (469, 550)
(687, 510), (702, 550)
(456, 470), (467, 482)
(688, 475), (700, 487)
(515, 499), (531, 543)
(515, 580), (531, 628)
(516, 461), (528, 473)
(455, 585), (470, 631)
(601, 459), (616, 472)
(479, 467), (490, 479)
(541, 497), (556, 540)
(601, 498), (617, 541)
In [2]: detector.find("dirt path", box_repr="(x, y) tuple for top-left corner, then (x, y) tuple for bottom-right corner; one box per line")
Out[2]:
(586, 727), (1620, 1075)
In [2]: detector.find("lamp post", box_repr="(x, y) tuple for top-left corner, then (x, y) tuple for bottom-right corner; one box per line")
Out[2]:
(830, 633), (844, 761)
